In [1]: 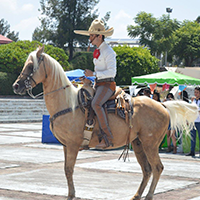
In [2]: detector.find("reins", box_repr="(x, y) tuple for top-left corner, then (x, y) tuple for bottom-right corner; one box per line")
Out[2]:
(27, 84), (72, 99)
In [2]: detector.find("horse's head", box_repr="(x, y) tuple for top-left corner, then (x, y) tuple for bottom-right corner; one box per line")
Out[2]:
(13, 46), (47, 95)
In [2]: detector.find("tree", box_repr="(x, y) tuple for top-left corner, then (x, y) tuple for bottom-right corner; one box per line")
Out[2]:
(0, 19), (19, 41)
(171, 21), (200, 66)
(127, 12), (180, 58)
(33, 0), (110, 61)
(113, 46), (159, 85)
(127, 12), (157, 53)
(196, 16), (200, 23)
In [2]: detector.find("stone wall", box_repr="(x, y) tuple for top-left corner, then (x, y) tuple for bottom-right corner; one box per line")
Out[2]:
(0, 98), (48, 123)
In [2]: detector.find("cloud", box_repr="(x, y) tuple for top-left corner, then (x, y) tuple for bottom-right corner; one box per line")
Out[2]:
(110, 10), (135, 38)
(13, 16), (40, 40)
(0, 0), (18, 11)
(0, 1), (35, 14)
(112, 24), (129, 38)
(21, 4), (35, 12)
(114, 10), (132, 20)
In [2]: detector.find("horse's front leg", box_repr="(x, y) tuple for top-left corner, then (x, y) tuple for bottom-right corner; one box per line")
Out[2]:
(63, 145), (79, 200)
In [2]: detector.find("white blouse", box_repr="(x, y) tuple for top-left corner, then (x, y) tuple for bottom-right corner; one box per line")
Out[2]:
(193, 99), (200, 122)
(93, 42), (116, 80)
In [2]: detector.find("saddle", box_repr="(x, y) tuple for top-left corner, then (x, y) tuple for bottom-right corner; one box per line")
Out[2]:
(78, 79), (134, 148)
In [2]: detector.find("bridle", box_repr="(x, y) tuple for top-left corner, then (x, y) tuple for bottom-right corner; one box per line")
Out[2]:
(21, 55), (46, 88)
(19, 51), (79, 131)
(21, 54), (71, 99)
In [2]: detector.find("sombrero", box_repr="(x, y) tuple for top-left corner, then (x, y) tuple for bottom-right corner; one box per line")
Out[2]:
(74, 19), (114, 37)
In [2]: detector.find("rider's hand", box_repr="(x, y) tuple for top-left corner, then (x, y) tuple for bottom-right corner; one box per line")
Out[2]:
(84, 69), (94, 77)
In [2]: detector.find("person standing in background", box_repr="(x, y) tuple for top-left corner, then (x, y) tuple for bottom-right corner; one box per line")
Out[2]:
(186, 86), (200, 157)
(143, 88), (151, 97)
(180, 90), (189, 103)
(153, 90), (161, 102)
(164, 93), (177, 154)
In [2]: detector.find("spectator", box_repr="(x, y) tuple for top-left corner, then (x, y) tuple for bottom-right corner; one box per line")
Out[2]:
(143, 88), (151, 97)
(136, 88), (144, 96)
(180, 90), (189, 103)
(164, 92), (175, 101)
(165, 93), (177, 154)
(186, 86), (200, 157)
(153, 90), (161, 102)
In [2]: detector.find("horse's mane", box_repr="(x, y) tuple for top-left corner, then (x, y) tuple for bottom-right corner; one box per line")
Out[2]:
(29, 50), (78, 109)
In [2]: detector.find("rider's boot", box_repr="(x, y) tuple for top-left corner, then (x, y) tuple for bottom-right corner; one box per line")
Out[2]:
(95, 131), (113, 149)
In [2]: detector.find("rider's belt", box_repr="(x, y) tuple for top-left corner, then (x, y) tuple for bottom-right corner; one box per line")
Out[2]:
(96, 78), (115, 83)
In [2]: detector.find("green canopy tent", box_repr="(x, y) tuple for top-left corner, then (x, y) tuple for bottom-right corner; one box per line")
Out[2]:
(131, 71), (200, 86)
(132, 70), (200, 152)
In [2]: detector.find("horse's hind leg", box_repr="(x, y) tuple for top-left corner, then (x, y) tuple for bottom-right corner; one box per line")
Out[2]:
(63, 145), (79, 200)
(142, 145), (164, 200)
(130, 138), (152, 200)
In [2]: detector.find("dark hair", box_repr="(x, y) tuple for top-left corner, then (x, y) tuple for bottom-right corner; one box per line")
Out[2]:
(166, 92), (174, 100)
(144, 88), (151, 94)
(182, 90), (189, 103)
(96, 34), (105, 41)
(153, 90), (161, 102)
(195, 86), (200, 92)
(137, 88), (144, 96)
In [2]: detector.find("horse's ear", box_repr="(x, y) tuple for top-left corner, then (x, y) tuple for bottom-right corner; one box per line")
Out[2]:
(36, 45), (44, 58)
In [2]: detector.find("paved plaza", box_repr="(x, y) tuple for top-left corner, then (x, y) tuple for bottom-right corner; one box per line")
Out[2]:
(0, 122), (200, 200)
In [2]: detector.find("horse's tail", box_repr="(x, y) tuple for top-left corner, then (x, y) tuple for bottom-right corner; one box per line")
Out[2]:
(163, 100), (198, 136)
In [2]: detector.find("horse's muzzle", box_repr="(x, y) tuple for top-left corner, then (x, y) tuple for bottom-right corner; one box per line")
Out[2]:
(12, 82), (26, 95)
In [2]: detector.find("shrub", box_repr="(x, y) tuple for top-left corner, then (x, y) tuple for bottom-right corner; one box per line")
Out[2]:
(0, 40), (71, 96)
(0, 40), (70, 76)
(0, 72), (17, 95)
(70, 51), (93, 71)
(113, 46), (159, 85)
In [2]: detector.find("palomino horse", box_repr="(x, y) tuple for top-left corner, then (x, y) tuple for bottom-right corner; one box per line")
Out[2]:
(13, 46), (198, 200)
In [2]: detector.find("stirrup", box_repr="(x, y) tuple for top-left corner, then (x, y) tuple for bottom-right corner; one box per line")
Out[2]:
(95, 135), (113, 149)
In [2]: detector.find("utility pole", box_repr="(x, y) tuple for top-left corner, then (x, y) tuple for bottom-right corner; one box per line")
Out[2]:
(165, 7), (173, 66)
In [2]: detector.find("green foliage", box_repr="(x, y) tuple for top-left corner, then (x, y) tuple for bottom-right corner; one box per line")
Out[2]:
(196, 16), (200, 23)
(70, 51), (93, 70)
(44, 44), (71, 71)
(0, 40), (70, 75)
(127, 12), (180, 55)
(171, 21), (200, 66)
(0, 72), (17, 95)
(113, 46), (159, 85)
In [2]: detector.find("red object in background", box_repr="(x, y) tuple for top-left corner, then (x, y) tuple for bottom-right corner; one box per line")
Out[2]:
(0, 34), (13, 44)
(93, 49), (100, 59)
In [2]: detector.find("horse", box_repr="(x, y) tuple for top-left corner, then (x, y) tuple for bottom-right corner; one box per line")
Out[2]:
(12, 46), (198, 200)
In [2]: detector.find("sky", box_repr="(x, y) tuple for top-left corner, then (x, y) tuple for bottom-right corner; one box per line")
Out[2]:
(0, 0), (200, 41)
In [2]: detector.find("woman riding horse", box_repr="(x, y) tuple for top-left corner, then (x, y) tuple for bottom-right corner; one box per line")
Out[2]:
(74, 19), (117, 149)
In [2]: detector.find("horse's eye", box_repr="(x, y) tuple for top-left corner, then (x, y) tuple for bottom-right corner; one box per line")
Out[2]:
(28, 65), (33, 71)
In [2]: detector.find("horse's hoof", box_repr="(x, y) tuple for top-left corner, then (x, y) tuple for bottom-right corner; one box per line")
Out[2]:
(145, 195), (153, 200)
(130, 195), (141, 200)
(67, 196), (75, 200)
